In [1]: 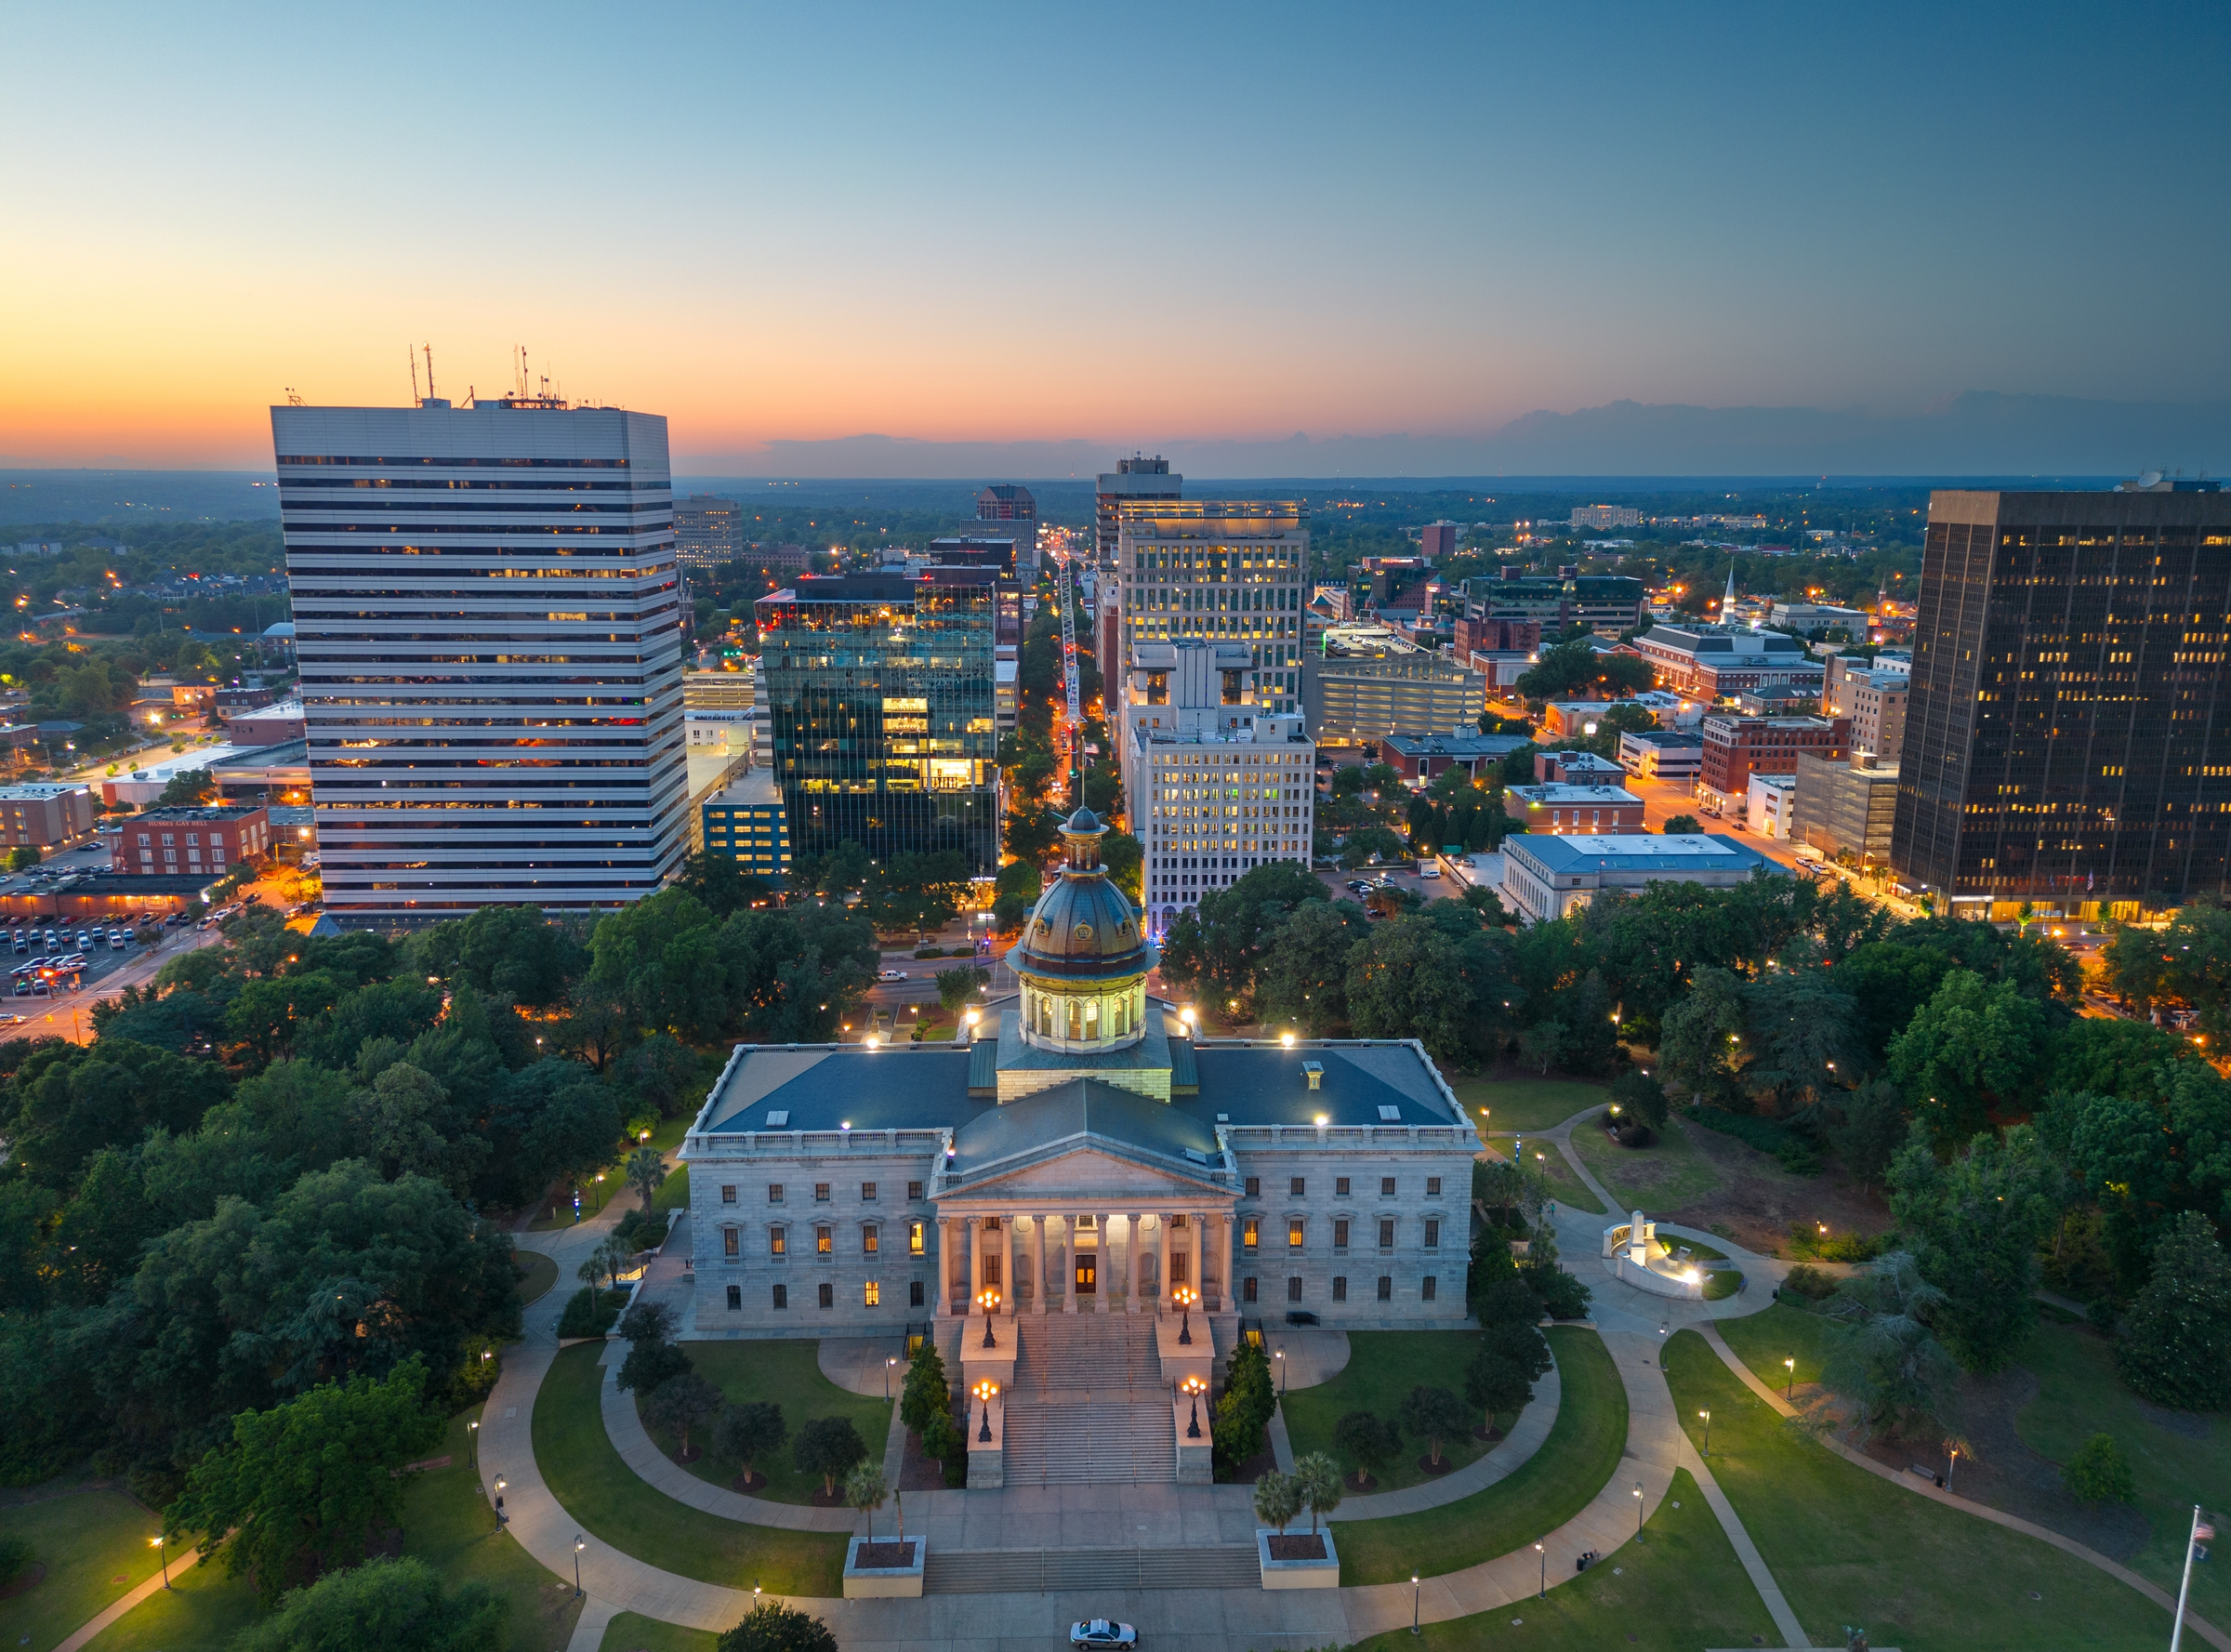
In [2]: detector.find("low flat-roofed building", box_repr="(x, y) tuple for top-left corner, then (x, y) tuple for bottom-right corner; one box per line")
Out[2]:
(1501, 782), (1646, 836)
(112, 804), (271, 877)
(702, 767), (792, 886)
(1500, 832), (1779, 923)
(1735, 682), (1820, 717)
(1747, 772), (1797, 839)
(1631, 623), (1824, 701)
(1699, 715), (1851, 812)
(1617, 727), (1704, 781)
(222, 698), (305, 747)
(1532, 750), (1627, 785)
(1377, 731), (1531, 785)
(1790, 753), (1900, 863)
(0, 784), (97, 849)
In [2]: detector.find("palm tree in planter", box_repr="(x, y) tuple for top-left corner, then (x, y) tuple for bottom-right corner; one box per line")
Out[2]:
(1252, 1468), (1302, 1535)
(624, 1145), (668, 1213)
(1292, 1452), (1343, 1540)
(845, 1464), (890, 1548)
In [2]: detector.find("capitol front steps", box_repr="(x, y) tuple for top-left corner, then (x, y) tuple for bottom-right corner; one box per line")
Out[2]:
(1012, 1311), (1159, 1397)
(1000, 1399), (1177, 1486)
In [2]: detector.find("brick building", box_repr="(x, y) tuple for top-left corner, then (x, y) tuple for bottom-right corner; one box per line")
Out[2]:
(1698, 716), (1851, 812)
(0, 785), (98, 850)
(1500, 782), (1647, 835)
(113, 805), (271, 877)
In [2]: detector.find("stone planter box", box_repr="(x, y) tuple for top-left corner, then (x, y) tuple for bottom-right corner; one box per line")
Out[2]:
(842, 1536), (925, 1598)
(1257, 1526), (1340, 1589)
(966, 1394), (1005, 1489)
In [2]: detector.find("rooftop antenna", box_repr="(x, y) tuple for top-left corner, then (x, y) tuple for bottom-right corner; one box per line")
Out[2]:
(1723, 558), (1737, 616)
(423, 344), (436, 403)
(409, 346), (420, 404)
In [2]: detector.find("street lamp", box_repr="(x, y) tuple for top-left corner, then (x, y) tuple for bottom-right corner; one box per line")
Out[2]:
(1182, 1374), (1207, 1438)
(1634, 1481), (1645, 1541)
(1412, 1572), (1421, 1636)
(493, 1474), (508, 1525)
(151, 1532), (171, 1591)
(972, 1378), (998, 1442)
(573, 1535), (586, 1597)
(1174, 1284), (1198, 1346)
(1274, 1347), (1286, 1394)
(468, 1418), (479, 1470)
(1785, 1357), (1796, 1398)
(1535, 1541), (1546, 1598)
(1947, 1445), (1960, 1493)
(884, 1355), (897, 1400)
(978, 1289), (1000, 1347)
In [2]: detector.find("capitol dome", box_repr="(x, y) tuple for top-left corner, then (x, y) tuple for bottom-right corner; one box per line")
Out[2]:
(1007, 810), (1157, 1052)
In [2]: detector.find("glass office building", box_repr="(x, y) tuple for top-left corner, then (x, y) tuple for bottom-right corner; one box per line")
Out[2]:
(754, 568), (999, 872)
(1892, 484), (2231, 919)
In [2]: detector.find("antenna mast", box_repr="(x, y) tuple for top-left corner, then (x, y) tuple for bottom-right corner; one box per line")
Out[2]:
(423, 344), (436, 403)
(409, 346), (420, 404)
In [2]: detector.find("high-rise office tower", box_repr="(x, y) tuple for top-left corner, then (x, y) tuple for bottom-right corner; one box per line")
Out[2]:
(975, 484), (1038, 571)
(1892, 482), (2231, 919)
(1095, 456), (1182, 566)
(753, 565), (1000, 872)
(1116, 501), (1308, 720)
(673, 494), (746, 568)
(272, 394), (688, 928)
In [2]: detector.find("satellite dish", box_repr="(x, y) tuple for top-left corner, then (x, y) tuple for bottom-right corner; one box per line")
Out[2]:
(2138, 470), (2164, 488)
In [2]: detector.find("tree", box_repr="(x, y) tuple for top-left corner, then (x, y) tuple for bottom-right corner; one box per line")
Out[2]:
(1338, 824), (1409, 870)
(619, 1336), (692, 1395)
(1740, 965), (1862, 1116)
(1827, 1080), (1908, 1192)
(1102, 829), (1143, 903)
(1255, 900), (1371, 1036)
(716, 1600), (838, 1652)
(624, 1145), (668, 1213)
(2115, 1210), (2231, 1410)
(1657, 966), (1749, 1105)
(1398, 1384), (1470, 1468)
(1345, 917), (1473, 1061)
(644, 1371), (723, 1460)
(1290, 1451), (1343, 1535)
(234, 1556), (507, 1652)
(2040, 1062), (2231, 1290)
(935, 965), (989, 1020)
(1886, 970), (2049, 1143)
(1663, 814), (1701, 835)
(1252, 1467), (1302, 1533)
(1517, 1019), (1566, 1076)
(899, 1341), (951, 1438)
(1212, 1341), (1277, 1479)
(1332, 1410), (1399, 1488)
(1888, 1123), (2064, 1374)
(155, 768), (217, 808)
(1481, 1318), (1552, 1382)
(166, 1359), (446, 1606)
(6, 846), (37, 873)
(1819, 1251), (1959, 1436)
(1609, 1068), (1669, 1130)
(2062, 1433), (2136, 1503)
(713, 1401), (787, 1487)
(845, 1462), (889, 1540)
(1464, 1346), (1532, 1436)
(794, 1415), (868, 1498)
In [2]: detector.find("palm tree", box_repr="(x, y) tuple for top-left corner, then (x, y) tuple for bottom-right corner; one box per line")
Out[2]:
(1291, 1452), (1343, 1537)
(624, 1145), (668, 1214)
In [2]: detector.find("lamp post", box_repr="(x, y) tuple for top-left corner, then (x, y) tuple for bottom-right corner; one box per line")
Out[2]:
(151, 1532), (171, 1591)
(1947, 1446), (1959, 1493)
(1785, 1357), (1796, 1399)
(973, 1378), (997, 1443)
(1535, 1541), (1545, 1598)
(1174, 1284), (1197, 1346)
(885, 1355), (897, 1400)
(1412, 1572), (1421, 1636)
(573, 1535), (585, 1597)
(493, 1474), (508, 1525)
(1274, 1347), (1285, 1394)
(1698, 1409), (1710, 1456)
(468, 1418), (479, 1471)
(978, 1289), (1000, 1348)
(1634, 1481), (1645, 1541)
(1182, 1375), (1207, 1439)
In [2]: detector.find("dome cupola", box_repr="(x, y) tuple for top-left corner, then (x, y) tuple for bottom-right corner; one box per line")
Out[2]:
(1006, 810), (1156, 1052)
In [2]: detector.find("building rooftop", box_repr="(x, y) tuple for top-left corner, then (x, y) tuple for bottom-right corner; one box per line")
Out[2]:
(1618, 727), (1704, 748)
(707, 768), (783, 808)
(1381, 732), (1532, 760)
(1506, 833), (1776, 876)
(1639, 623), (1809, 657)
(1505, 783), (1644, 807)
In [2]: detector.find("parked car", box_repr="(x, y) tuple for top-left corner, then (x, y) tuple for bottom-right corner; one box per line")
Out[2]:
(1069, 1623), (1138, 1648)
(876, 969), (908, 983)
(1285, 1309), (1320, 1327)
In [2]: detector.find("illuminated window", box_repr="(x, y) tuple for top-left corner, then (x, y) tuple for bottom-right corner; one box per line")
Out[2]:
(864, 1281), (880, 1307)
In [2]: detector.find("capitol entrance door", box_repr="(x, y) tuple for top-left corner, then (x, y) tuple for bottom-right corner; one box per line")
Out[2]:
(1075, 1255), (1096, 1294)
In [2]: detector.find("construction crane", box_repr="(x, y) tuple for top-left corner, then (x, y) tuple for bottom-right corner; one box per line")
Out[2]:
(1058, 553), (1084, 805)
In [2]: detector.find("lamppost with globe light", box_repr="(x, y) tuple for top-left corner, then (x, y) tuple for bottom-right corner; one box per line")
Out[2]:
(1698, 1409), (1710, 1456)
(152, 1532), (172, 1591)
(468, 1417), (479, 1470)
(972, 1378), (998, 1442)
(573, 1535), (585, 1596)
(1182, 1374), (1207, 1438)
(1173, 1284), (1197, 1345)
(1634, 1481), (1645, 1540)
(1535, 1541), (1545, 1597)
(977, 1288), (1000, 1348)
(885, 1355), (897, 1400)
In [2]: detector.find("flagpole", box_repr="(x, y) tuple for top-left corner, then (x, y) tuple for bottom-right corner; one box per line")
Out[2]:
(2171, 1504), (2203, 1652)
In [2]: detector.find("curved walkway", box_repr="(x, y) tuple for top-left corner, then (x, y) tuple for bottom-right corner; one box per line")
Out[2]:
(1696, 1322), (2231, 1652)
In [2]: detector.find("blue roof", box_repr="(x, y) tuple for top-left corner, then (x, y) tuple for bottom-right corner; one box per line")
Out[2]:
(1505, 833), (1777, 878)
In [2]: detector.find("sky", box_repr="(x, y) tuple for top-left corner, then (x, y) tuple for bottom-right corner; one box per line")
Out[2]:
(4, 1), (2227, 474)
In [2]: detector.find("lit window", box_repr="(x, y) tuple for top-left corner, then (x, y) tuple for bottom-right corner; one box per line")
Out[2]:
(1287, 1219), (1305, 1249)
(864, 1280), (880, 1307)
(815, 1225), (832, 1255)
(863, 1224), (878, 1254)
(722, 1227), (738, 1258)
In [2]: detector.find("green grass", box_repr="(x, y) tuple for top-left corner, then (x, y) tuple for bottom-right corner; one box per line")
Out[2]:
(0, 1483), (164, 1652)
(1701, 1270), (1743, 1301)
(1498, 1142), (1605, 1216)
(532, 1115), (693, 1230)
(2013, 1315), (2231, 1626)
(1283, 1332), (1510, 1491)
(1452, 1074), (1608, 1134)
(1350, 1469), (1777, 1652)
(601, 1611), (720, 1651)
(1569, 1114), (1723, 1212)
(534, 1343), (845, 1596)
(402, 1411), (584, 1652)
(1336, 1328), (1627, 1585)
(516, 1249), (559, 1305)
(653, 1162), (691, 1213)
(1663, 1329), (2170, 1650)
(646, 1341), (892, 1505)
(77, 1551), (257, 1652)
(1716, 1300), (1836, 1394)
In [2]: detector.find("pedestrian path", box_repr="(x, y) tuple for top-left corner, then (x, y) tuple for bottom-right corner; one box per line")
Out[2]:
(1328, 1352), (1561, 1520)
(52, 1546), (205, 1652)
(1680, 1434), (1809, 1647)
(1693, 1322), (2231, 1652)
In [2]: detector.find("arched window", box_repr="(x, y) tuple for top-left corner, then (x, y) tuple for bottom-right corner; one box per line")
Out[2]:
(1067, 998), (1083, 1039)
(1084, 998), (1100, 1037)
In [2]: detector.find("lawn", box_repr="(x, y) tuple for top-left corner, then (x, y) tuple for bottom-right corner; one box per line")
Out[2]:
(1350, 1468), (1778, 1652)
(653, 1162), (691, 1214)
(533, 1115), (695, 1231)
(1715, 1300), (1836, 1394)
(1492, 1141), (1605, 1216)
(0, 1481), (165, 1652)
(644, 1341), (892, 1506)
(1335, 1328), (1626, 1586)
(516, 1249), (559, 1305)
(1568, 1114), (1723, 1213)
(1283, 1331), (1512, 1492)
(77, 1554), (257, 1652)
(601, 1611), (720, 1651)
(1451, 1074), (1608, 1135)
(534, 1343), (846, 1596)
(1663, 1329), (2171, 1650)
(2013, 1315), (2231, 1627)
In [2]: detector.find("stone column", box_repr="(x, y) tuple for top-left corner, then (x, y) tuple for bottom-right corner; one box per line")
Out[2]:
(1063, 1214), (1077, 1314)
(968, 1216), (983, 1311)
(1003, 1216), (1017, 1315)
(939, 1217), (957, 1315)
(1030, 1214), (1046, 1314)
(1155, 1213), (1171, 1315)
(1220, 1210), (1234, 1313)
(1123, 1212), (1142, 1313)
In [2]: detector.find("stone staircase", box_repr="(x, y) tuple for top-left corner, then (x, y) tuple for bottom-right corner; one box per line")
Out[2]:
(1000, 1400), (1178, 1487)
(1013, 1311), (1158, 1398)
(923, 1544), (1259, 1593)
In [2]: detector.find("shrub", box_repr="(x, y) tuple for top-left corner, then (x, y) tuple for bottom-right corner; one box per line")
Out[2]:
(1614, 1121), (1656, 1148)
(716, 1600), (838, 1652)
(1527, 1264), (1593, 1320)
(1610, 1069), (1670, 1130)
(1781, 1263), (1841, 1302)
(2062, 1432), (2136, 1503)
(1685, 1103), (1821, 1174)
(555, 1286), (624, 1340)
(1790, 1225), (1889, 1263)
(913, 947), (943, 959)
(235, 1555), (505, 1652)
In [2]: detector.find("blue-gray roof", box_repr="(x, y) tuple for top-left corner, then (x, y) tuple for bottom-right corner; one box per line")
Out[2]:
(1505, 833), (1777, 878)
(948, 1079), (1220, 1180)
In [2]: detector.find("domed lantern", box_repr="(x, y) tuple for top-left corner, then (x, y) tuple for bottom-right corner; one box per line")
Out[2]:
(1005, 809), (1157, 1053)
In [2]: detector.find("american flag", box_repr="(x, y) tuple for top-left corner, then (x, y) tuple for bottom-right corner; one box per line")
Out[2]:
(2198, 1521), (2216, 1543)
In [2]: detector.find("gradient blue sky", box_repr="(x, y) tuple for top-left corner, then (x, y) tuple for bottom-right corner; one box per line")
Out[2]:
(5, 1), (2225, 469)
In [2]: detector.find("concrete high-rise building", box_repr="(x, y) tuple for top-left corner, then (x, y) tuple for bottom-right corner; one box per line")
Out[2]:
(1301, 650), (1485, 748)
(674, 494), (746, 568)
(1419, 521), (1460, 560)
(1122, 639), (1314, 934)
(754, 567), (1000, 873)
(272, 396), (688, 928)
(1116, 500), (1307, 721)
(976, 484), (1038, 571)
(1892, 483), (2231, 919)
(1095, 456), (1182, 568)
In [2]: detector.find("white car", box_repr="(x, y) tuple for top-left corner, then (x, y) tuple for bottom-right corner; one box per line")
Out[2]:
(1069, 1624), (1138, 1648)
(876, 969), (908, 983)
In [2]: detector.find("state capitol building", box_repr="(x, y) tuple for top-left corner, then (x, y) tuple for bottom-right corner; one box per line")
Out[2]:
(680, 813), (1481, 1341)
